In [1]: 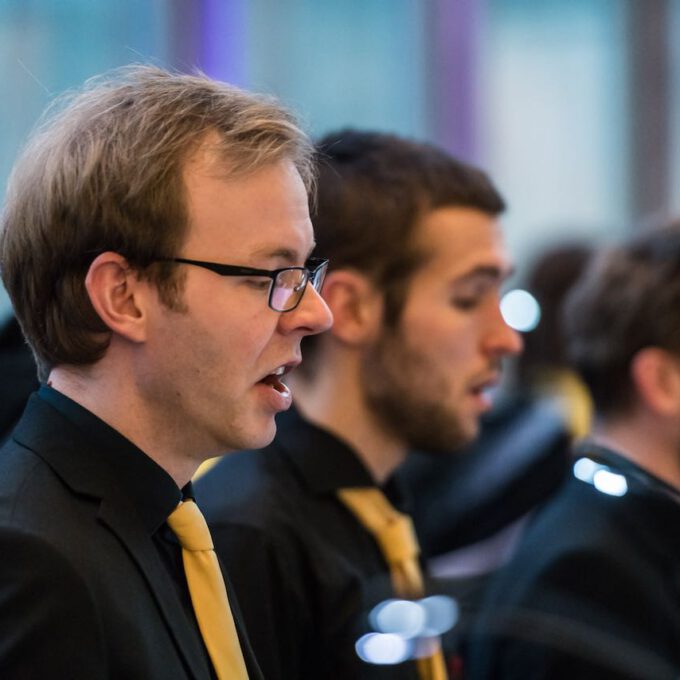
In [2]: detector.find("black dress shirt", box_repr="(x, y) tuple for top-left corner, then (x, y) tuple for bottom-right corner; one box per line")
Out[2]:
(196, 407), (428, 680)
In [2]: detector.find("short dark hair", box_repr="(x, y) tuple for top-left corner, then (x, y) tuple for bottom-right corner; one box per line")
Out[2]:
(564, 223), (680, 418)
(311, 129), (504, 322)
(517, 242), (594, 384)
(1, 65), (313, 381)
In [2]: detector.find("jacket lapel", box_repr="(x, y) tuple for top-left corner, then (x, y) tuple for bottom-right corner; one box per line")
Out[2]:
(97, 498), (212, 680)
(11, 395), (213, 680)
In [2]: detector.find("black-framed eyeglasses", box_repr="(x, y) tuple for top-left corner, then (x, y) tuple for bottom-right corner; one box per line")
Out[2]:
(157, 256), (329, 312)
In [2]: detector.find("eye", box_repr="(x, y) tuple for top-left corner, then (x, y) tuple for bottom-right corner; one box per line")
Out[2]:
(450, 276), (498, 311)
(450, 284), (486, 310)
(451, 295), (481, 311)
(245, 278), (271, 291)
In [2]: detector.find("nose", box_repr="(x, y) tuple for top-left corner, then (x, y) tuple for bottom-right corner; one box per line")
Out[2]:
(484, 306), (523, 358)
(278, 282), (333, 336)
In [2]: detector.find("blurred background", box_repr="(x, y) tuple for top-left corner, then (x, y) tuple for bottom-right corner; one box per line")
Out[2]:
(1, 0), (673, 580)
(0, 0), (676, 316)
(1, 3), (676, 668)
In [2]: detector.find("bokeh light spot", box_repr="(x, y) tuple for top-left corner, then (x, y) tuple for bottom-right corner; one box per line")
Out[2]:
(593, 469), (628, 496)
(356, 633), (411, 665)
(419, 595), (459, 635)
(370, 599), (426, 639)
(500, 289), (541, 332)
(573, 457), (598, 483)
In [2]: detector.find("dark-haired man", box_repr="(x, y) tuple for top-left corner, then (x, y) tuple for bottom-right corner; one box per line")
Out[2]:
(0, 66), (331, 679)
(466, 224), (680, 679)
(196, 129), (522, 679)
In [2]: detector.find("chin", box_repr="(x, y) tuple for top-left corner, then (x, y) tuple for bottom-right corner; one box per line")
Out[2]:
(439, 420), (479, 453)
(242, 420), (278, 451)
(209, 417), (276, 454)
(462, 421), (481, 445)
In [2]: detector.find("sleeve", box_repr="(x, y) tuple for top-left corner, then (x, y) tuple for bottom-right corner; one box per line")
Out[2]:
(0, 527), (106, 679)
(465, 548), (678, 680)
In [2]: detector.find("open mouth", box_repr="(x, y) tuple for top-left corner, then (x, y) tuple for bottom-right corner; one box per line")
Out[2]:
(469, 375), (500, 403)
(259, 365), (292, 395)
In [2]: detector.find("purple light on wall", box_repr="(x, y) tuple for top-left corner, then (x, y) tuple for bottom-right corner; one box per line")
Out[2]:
(200, 0), (247, 86)
(428, 0), (483, 163)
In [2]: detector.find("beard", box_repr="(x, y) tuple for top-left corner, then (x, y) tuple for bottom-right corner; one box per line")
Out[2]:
(360, 328), (476, 454)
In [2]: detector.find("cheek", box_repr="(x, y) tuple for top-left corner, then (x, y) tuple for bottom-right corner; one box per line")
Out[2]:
(174, 300), (276, 376)
(222, 310), (283, 365)
(403, 313), (478, 367)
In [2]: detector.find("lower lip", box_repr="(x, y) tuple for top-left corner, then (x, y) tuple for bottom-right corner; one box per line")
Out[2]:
(255, 382), (293, 412)
(469, 389), (493, 412)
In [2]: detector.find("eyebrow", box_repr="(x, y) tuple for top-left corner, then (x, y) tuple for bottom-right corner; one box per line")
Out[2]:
(453, 264), (515, 285)
(251, 243), (317, 265)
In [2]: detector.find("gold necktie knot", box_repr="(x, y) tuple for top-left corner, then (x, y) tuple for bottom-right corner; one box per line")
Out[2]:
(337, 488), (421, 563)
(167, 500), (214, 552)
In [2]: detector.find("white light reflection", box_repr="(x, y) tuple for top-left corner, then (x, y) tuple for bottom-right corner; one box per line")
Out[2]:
(500, 289), (541, 332)
(370, 599), (425, 638)
(593, 469), (628, 497)
(573, 457), (598, 483)
(360, 596), (459, 665)
(355, 633), (411, 665)
(573, 458), (628, 497)
(420, 595), (459, 635)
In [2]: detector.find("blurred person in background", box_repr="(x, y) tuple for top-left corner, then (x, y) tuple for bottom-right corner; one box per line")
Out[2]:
(515, 242), (594, 439)
(0, 65), (331, 679)
(466, 223), (680, 679)
(196, 129), (522, 680)
(400, 242), (594, 567)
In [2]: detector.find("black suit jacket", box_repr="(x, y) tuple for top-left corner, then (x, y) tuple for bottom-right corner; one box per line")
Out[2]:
(196, 408), (430, 680)
(0, 393), (262, 679)
(0, 315), (38, 442)
(465, 444), (680, 679)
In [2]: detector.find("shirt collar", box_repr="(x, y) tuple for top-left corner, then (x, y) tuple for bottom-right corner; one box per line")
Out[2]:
(276, 406), (412, 511)
(39, 385), (183, 533)
(574, 438), (680, 506)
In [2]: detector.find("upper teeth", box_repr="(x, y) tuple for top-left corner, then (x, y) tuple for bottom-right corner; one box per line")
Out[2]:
(273, 366), (285, 376)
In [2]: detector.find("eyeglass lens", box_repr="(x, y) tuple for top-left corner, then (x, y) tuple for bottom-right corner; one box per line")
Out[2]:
(270, 269), (308, 311)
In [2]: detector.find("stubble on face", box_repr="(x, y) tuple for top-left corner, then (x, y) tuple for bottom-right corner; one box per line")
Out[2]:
(360, 326), (475, 454)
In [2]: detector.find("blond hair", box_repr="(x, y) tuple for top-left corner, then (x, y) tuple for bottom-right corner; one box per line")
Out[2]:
(1, 65), (314, 380)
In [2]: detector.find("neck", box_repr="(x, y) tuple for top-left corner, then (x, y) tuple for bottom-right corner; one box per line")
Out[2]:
(290, 356), (407, 485)
(591, 411), (680, 492)
(48, 366), (199, 488)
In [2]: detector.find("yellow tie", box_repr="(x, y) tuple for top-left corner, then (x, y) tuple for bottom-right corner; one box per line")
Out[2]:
(338, 488), (448, 680)
(167, 500), (249, 680)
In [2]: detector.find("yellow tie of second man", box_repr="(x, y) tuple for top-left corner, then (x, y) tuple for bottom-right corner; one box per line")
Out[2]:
(167, 499), (249, 680)
(338, 487), (448, 680)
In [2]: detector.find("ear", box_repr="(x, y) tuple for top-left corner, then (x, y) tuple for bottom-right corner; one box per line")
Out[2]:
(84, 252), (148, 344)
(630, 347), (680, 416)
(320, 269), (384, 347)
